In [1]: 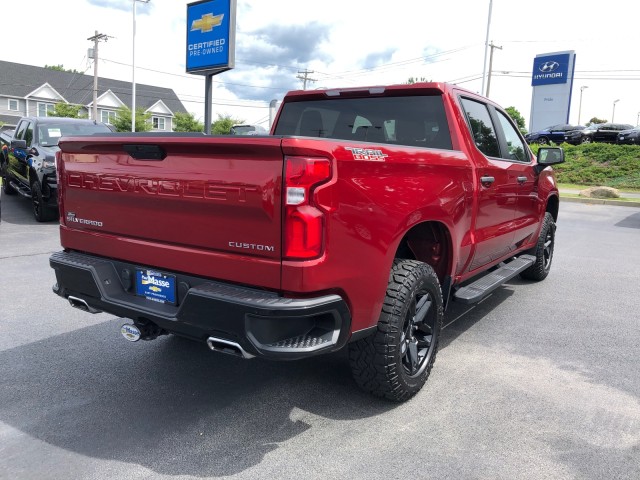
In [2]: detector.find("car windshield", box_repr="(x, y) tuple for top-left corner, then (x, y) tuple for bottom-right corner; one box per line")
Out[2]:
(230, 125), (256, 135)
(37, 123), (112, 146)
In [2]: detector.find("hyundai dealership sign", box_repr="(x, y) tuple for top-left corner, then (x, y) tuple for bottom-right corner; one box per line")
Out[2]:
(532, 53), (571, 86)
(529, 51), (576, 132)
(186, 0), (236, 75)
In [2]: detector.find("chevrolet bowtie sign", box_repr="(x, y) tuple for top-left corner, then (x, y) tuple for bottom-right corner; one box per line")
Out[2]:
(191, 13), (224, 33)
(186, 0), (236, 75)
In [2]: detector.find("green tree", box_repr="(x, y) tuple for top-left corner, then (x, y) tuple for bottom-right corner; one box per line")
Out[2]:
(406, 76), (429, 84)
(174, 112), (204, 132)
(45, 64), (81, 74)
(211, 114), (243, 134)
(111, 106), (152, 132)
(48, 102), (87, 119)
(588, 116), (607, 125)
(505, 106), (527, 135)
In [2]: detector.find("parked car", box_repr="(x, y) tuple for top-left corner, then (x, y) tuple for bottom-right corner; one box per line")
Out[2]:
(525, 124), (584, 144)
(564, 123), (634, 145)
(1, 117), (112, 221)
(0, 130), (11, 164)
(1, 130), (13, 219)
(616, 126), (640, 145)
(229, 124), (268, 135)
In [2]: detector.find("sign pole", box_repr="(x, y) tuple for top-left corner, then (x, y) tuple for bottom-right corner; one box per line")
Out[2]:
(186, 0), (236, 135)
(204, 74), (213, 134)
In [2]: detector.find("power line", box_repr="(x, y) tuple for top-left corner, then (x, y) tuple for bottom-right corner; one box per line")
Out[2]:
(296, 69), (317, 89)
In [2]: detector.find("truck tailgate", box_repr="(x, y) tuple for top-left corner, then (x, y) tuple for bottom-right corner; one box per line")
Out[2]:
(57, 135), (284, 289)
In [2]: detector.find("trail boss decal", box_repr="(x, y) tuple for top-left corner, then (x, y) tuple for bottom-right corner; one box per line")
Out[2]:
(345, 147), (388, 162)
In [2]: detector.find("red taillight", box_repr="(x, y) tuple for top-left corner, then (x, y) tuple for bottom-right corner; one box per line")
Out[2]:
(284, 156), (331, 260)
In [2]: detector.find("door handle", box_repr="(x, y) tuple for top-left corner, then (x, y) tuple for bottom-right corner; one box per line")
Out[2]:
(517, 176), (527, 184)
(480, 176), (495, 186)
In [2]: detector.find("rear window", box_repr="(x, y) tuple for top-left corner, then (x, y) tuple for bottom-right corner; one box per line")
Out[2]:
(274, 95), (452, 150)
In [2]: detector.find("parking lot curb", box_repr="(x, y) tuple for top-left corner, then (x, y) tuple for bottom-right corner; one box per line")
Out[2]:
(560, 195), (640, 208)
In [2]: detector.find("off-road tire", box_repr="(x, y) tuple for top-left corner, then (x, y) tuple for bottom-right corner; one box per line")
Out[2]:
(349, 259), (443, 402)
(31, 179), (57, 222)
(1, 164), (15, 195)
(520, 212), (555, 281)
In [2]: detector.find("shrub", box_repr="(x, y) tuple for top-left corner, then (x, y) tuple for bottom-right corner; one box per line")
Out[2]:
(530, 143), (640, 189)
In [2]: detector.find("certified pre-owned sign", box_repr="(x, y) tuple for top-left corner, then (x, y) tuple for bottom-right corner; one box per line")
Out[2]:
(532, 54), (570, 86)
(186, 0), (236, 75)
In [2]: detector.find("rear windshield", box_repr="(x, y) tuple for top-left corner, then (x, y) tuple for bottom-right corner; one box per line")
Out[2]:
(37, 123), (112, 147)
(274, 95), (452, 150)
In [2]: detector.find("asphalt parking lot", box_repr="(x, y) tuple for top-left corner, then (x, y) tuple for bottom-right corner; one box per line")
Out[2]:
(1, 194), (639, 480)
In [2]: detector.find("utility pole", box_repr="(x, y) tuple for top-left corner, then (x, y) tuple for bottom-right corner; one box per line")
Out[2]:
(485, 41), (502, 99)
(296, 69), (316, 90)
(481, 0), (494, 96)
(87, 31), (110, 121)
(132, 0), (151, 132)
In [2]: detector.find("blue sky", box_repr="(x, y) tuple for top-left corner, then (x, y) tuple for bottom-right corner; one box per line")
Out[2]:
(3, 0), (640, 128)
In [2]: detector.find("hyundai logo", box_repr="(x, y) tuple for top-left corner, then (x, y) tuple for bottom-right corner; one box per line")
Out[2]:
(539, 61), (560, 73)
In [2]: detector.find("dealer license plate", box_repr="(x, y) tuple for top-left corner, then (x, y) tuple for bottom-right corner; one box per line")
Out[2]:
(135, 269), (176, 304)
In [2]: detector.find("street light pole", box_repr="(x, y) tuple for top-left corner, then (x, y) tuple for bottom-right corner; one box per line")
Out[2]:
(612, 99), (620, 123)
(577, 85), (588, 125)
(132, 0), (150, 132)
(636, 112), (639, 126)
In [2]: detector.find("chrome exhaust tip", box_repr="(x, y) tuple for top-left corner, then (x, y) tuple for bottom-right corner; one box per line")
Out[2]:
(206, 336), (255, 359)
(68, 295), (101, 314)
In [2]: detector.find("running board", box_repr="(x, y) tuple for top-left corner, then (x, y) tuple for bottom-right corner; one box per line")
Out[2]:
(10, 181), (31, 198)
(453, 254), (536, 304)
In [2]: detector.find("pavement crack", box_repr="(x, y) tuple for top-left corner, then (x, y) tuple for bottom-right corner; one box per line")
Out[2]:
(0, 251), (57, 261)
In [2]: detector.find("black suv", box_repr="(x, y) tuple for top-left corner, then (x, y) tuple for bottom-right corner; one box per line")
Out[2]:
(524, 124), (584, 144)
(1, 117), (111, 221)
(564, 123), (634, 145)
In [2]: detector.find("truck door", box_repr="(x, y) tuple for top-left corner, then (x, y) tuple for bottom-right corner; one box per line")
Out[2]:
(459, 97), (519, 270)
(9, 120), (30, 184)
(493, 109), (540, 246)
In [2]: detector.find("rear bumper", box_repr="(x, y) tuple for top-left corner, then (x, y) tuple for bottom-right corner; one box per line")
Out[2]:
(50, 250), (352, 360)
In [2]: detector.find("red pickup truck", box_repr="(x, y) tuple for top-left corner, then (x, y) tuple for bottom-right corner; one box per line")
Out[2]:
(49, 82), (564, 401)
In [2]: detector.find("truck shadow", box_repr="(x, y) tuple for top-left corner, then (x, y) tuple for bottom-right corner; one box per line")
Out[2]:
(0, 322), (385, 477)
(0, 287), (515, 477)
(440, 284), (516, 349)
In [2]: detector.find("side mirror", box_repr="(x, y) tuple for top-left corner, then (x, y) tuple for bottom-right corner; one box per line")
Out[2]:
(535, 146), (564, 174)
(11, 139), (27, 149)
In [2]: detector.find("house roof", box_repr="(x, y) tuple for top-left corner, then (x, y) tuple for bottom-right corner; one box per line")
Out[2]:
(0, 60), (187, 115)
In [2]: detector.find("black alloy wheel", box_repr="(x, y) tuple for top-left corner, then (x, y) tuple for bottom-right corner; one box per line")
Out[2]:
(31, 180), (56, 222)
(400, 287), (437, 377)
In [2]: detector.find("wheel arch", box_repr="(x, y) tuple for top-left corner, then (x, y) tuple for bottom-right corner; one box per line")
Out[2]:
(393, 220), (454, 286)
(546, 194), (559, 221)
